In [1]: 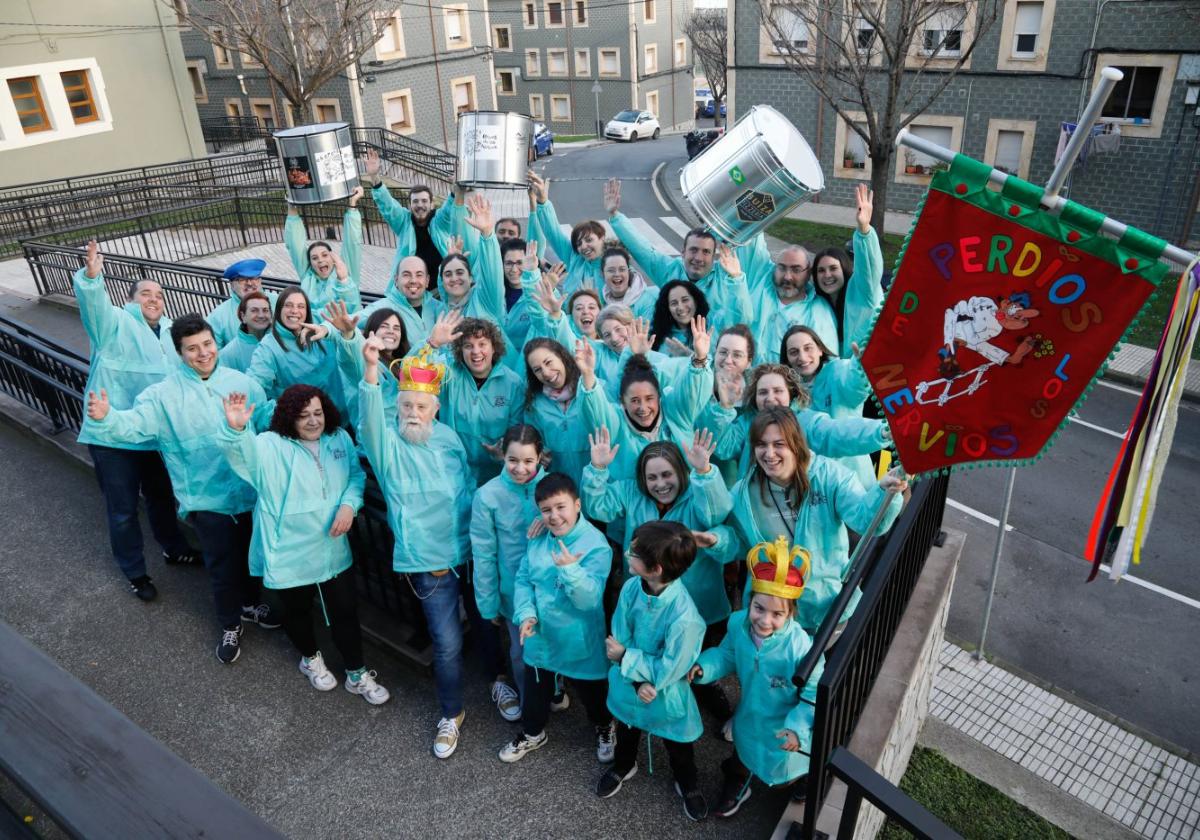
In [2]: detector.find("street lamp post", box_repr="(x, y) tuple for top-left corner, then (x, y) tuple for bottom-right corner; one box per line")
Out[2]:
(592, 80), (602, 139)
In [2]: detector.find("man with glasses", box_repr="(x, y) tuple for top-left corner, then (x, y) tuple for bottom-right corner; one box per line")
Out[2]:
(739, 242), (839, 364)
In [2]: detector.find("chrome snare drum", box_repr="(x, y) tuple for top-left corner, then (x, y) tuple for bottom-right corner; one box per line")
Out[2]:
(273, 122), (359, 204)
(456, 111), (533, 189)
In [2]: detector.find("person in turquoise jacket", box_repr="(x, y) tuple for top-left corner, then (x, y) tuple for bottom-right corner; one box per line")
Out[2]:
(575, 317), (714, 482)
(598, 247), (658, 320)
(521, 337), (594, 487)
(357, 255), (446, 350)
(219, 385), (389, 706)
(366, 149), (458, 284)
(435, 194), (506, 330)
(218, 290), (273, 373)
(207, 259), (278, 347)
(247, 287), (348, 418)
(528, 172), (604, 291)
(725, 407), (906, 633)
(84, 314), (275, 665)
(283, 188), (363, 317)
(73, 241), (195, 600)
(322, 299), (416, 429)
(358, 336), (473, 760)
(695, 324), (758, 487)
(691, 544), (826, 817)
(810, 185), (885, 358)
(469, 424), (547, 723)
(598, 521), (707, 819)
(499, 472), (616, 765)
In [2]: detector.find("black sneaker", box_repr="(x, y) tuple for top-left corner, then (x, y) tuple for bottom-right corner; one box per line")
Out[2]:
(163, 549), (202, 566)
(241, 603), (280, 629)
(675, 782), (708, 821)
(789, 774), (809, 802)
(596, 764), (637, 798)
(216, 624), (243, 664)
(128, 575), (157, 602)
(713, 778), (751, 818)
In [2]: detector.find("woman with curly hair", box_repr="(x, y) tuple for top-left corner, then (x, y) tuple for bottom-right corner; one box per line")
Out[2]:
(650, 279), (710, 356)
(219, 384), (389, 705)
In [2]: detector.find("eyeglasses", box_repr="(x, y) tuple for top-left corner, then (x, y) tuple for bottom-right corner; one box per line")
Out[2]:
(503, 260), (524, 268)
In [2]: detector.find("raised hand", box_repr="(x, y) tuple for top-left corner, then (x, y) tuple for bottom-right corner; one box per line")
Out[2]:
(521, 239), (540, 273)
(323, 300), (359, 338)
(348, 185), (364, 208)
(574, 338), (596, 385)
(465, 192), (495, 237)
(533, 275), (563, 319)
(717, 244), (742, 277)
(84, 239), (103, 279)
(427, 308), (464, 349)
(297, 322), (329, 348)
(329, 504), (355, 537)
(690, 314), (713, 362)
(715, 369), (745, 408)
(691, 530), (719, 548)
(86, 389), (110, 421)
(855, 183), (874, 234)
(540, 262), (566, 292)
(527, 171), (550, 204)
(605, 635), (626, 663)
(526, 517), (547, 539)
(222, 392), (256, 431)
(364, 148), (381, 179)
(519, 617), (538, 644)
(588, 425), (620, 469)
(446, 234), (467, 256)
(603, 178), (621, 217)
(628, 317), (655, 355)
(683, 428), (715, 474)
(880, 466), (909, 494)
(777, 729), (801, 752)
(362, 331), (385, 367)
(331, 252), (349, 284)
(636, 683), (657, 703)
(551, 539), (581, 567)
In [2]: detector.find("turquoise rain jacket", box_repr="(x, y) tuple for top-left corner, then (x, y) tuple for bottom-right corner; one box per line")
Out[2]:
(435, 352), (525, 487)
(579, 361), (713, 481)
(437, 232), (507, 330)
(357, 380), (472, 572)
(284, 208), (363, 316)
(532, 198), (603, 291)
(607, 577), (705, 743)
(372, 185), (462, 283)
(599, 272), (659, 321)
(91, 360), (270, 517)
(207, 288), (278, 348)
(522, 389), (593, 488)
(512, 516), (612, 681)
(727, 458), (901, 631)
(330, 328), (409, 429)
(218, 329), (262, 373)
(581, 464), (734, 624)
(806, 358), (876, 487)
(357, 285), (446, 351)
(247, 329), (348, 417)
(74, 268), (177, 449)
(695, 610), (824, 785)
(470, 467), (545, 621)
(220, 425), (365, 588)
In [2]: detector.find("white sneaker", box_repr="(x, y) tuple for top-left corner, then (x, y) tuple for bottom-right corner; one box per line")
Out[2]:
(550, 690), (570, 712)
(491, 680), (522, 722)
(299, 652), (337, 691)
(344, 669), (390, 705)
(498, 730), (548, 763)
(596, 722), (616, 763)
(433, 712), (465, 759)
(721, 717), (734, 743)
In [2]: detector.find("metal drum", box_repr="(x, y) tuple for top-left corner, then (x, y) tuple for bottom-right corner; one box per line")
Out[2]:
(456, 111), (533, 188)
(273, 122), (359, 204)
(680, 105), (824, 245)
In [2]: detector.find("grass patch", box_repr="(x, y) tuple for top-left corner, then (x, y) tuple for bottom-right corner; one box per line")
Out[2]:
(553, 134), (600, 143)
(877, 747), (1075, 840)
(767, 217), (906, 273)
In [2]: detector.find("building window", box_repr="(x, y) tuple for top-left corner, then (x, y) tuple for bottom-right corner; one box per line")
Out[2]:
(644, 44), (658, 74)
(574, 0), (588, 25)
(60, 69), (100, 123)
(834, 113), (871, 180)
(674, 38), (687, 67)
(239, 42), (262, 67)
(523, 1), (537, 27)
(1011, 1), (1041, 56)
(546, 0), (565, 27)
(855, 17), (877, 53)
(225, 98), (244, 118)
(997, 0), (1054, 71)
(497, 69), (517, 95)
(599, 48), (620, 76)
(1093, 54), (1176, 138)
(375, 12), (406, 59)
(492, 24), (512, 50)
(383, 89), (415, 134)
(185, 61), (208, 104)
(896, 116), (963, 183)
(443, 6), (471, 49)
(646, 90), (659, 118)
(921, 6), (965, 57)
(548, 48), (568, 76)
(1102, 66), (1161, 122)
(984, 119), (1036, 179)
(211, 28), (233, 68)
(575, 48), (591, 75)
(550, 94), (571, 122)
(525, 49), (542, 76)
(994, 130), (1023, 173)
(313, 99), (341, 122)
(643, 0), (656, 23)
(529, 93), (545, 120)
(8, 76), (51, 134)
(249, 98), (276, 129)
(768, 7), (810, 55)
(452, 78), (477, 115)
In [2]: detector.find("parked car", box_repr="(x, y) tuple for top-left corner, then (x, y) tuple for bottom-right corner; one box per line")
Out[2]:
(694, 87), (711, 117)
(700, 99), (727, 118)
(685, 127), (724, 160)
(604, 110), (661, 142)
(532, 122), (554, 157)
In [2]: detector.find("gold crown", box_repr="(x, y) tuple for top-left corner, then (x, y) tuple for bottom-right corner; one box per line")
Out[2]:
(747, 536), (810, 600)
(395, 346), (446, 395)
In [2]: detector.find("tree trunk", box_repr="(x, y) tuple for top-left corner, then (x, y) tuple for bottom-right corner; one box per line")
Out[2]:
(869, 148), (892, 236)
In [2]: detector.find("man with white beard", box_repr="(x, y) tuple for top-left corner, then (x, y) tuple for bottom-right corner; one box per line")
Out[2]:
(357, 336), (473, 760)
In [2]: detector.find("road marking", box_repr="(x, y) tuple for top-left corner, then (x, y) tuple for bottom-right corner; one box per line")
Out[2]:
(651, 162), (672, 212)
(1068, 416), (1126, 440)
(1097, 379), (1144, 397)
(661, 216), (692, 238)
(949, 496), (1199, 610)
(627, 216), (680, 256)
(560, 221), (616, 238)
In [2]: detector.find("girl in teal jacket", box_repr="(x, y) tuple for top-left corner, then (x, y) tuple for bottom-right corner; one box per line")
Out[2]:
(811, 185), (885, 358)
(600, 521), (707, 813)
(323, 301), (421, 429)
(691, 546), (825, 816)
(248, 288), (348, 418)
(284, 192), (364, 316)
(521, 338), (595, 487)
(435, 194), (507, 330)
(219, 386), (388, 705)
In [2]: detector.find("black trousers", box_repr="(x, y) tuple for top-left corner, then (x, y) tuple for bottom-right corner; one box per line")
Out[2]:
(189, 510), (256, 628)
(614, 722), (698, 790)
(275, 569), (364, 672)
(522, 669), (610, 737)
(693, 618), (733, 719)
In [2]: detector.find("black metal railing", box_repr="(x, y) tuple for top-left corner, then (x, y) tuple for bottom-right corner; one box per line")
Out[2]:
(0, 315), (89, 433)
(199, 115), (276, 152)
(824, 747), (961, 840)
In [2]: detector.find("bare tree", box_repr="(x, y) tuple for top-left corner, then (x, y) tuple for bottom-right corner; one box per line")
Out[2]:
(170, 0), (389, 124)
(759, 0), (999, 231)
(682, 9), (728, 127)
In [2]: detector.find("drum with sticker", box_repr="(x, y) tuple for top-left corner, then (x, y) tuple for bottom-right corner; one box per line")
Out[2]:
(456, 111), (533, 189)
(273, 122), (359, 205)
(680, 105), (823, 245)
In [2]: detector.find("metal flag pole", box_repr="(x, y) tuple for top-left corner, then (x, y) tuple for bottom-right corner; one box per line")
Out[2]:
(975, 467), (1016, 660)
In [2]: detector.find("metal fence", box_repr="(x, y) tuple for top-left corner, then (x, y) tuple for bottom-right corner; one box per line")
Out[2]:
(0, 315), (88, 433)
(825, 747), (960, 839)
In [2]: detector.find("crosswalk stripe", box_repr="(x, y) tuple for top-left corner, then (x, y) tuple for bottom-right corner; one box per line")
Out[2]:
(661, 216), (691, 238)
(627, 216), (680, 257)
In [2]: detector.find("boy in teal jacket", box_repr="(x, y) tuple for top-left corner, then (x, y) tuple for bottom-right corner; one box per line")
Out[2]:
(598, 522), (708, 822)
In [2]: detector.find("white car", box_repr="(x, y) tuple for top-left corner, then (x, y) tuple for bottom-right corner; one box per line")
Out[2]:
(604, 110), (661, 142)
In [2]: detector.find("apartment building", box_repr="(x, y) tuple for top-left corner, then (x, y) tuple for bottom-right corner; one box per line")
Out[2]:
(489, 0), (695, 135)
(729, 0), (1200, 244)
(0, 0), (206, 187)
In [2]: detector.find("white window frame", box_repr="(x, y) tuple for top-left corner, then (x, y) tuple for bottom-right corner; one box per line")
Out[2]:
(599, 48), (621, 77)
(573, 0), (589, 26)
(644, 44), (658, 75)
(496, 68), (517, 96)
(997, 0), (1055, 71)
(185, 60), (208, 104)
(491, 23), (513, 51)
(895, 115), (963, 184)
(833, 111), (872, 181)
(762, 4), (812, 61)
(0, 58), (113, 151)
(547, 48), (568, 77)
(984, 118), (1036, 180)
(545, 0), (565, 28)
(451, 75), (478, 114)
(549, 93), (571, 122)
(575, 48), (591, 76)
(907, 1), (975, 69)
(528, 93), (545, 120)
(525, 48), (542, 77)
(382, 88), (415, 135)
(523, 0), (538, 28)
(1094, 53), (1178, 139)
(239, 41), (262, 68)
(645, 90), (659, 118)
(443, 5), (471, 50)
(375, 12), (407, 60)
(643, 0), (657, 24)
(673, 38), (687, 67)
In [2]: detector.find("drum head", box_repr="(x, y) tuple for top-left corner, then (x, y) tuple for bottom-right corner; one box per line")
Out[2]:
(273, 122), (349, 138)
(752, 106), (823, 190)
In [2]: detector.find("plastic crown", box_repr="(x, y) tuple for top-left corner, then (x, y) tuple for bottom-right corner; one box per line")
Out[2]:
(747, 536), (810, 600)
(397, 346), (446, 396)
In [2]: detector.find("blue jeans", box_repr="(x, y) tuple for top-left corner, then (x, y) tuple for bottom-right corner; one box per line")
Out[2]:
(88, 445), (191, 580)
(190, 511), (256, 629)
(408, 571), (464, 719)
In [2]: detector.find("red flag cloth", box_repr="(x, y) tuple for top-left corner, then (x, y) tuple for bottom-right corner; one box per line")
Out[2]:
(861, 156), (1169, 477)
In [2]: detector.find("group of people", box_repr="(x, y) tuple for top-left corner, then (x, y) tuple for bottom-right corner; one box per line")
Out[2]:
(74, 153), (908, 822)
